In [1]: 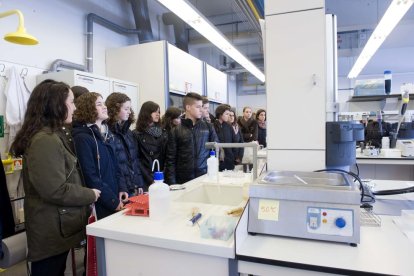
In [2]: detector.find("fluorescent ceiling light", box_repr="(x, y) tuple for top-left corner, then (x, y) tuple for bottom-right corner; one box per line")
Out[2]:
(348, 0), (413, 78)
(156, 0), (265, 82)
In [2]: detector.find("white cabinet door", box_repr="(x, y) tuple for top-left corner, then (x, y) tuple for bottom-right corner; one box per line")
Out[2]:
(167, 44), (204, 95)
(206, 64), (228, 103)
(266, 9), (326, 150)
(265, 0), (323, 15)
(112, 81), (140, 117)
(75, 74), (111, 100)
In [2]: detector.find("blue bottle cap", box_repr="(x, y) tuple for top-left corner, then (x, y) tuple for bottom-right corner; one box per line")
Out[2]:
(154, 171), (164, 181)
(210, 150), (215, 156)
(384, 70), (391, 74)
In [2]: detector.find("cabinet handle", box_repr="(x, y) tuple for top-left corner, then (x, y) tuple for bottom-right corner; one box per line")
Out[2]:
(312, 74), (317, 86)
(77, 76), (94, 83)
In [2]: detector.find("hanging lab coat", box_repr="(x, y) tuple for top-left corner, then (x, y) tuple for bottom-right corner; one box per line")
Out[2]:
(4, 66), (31, 151)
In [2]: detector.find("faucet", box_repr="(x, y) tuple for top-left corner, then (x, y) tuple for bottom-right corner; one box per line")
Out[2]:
(205, 142), (260, 181)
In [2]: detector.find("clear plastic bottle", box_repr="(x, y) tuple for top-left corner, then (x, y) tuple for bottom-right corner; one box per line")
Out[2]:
(207, 150), (218, 180)
(149, 171), (170, 220)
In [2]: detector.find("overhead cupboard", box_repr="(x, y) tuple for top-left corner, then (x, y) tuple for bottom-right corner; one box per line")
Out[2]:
(106, 40), (229, 113)
(36, 70), (139, 114)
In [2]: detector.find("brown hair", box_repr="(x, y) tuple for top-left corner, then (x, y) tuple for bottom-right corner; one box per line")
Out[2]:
(215, 104), (231, 120)
(202, 96), (209, 105)
(256, 109), (266, 120)
(74, 92), (101, 124)
(183, 92), (203, 109)
(71, 86), (89, 101)
(10, 80), (71, 156)
(162, 106), (182, 131)
(136, 101), (160, 132)
(243, 106), (252, 112)
(105, 92), (135, 126)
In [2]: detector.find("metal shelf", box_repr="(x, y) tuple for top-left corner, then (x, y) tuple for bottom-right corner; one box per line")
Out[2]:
(348, 94), (414, 102)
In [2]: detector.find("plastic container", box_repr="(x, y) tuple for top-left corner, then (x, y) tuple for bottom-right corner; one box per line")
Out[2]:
(200, 215), (238, 241)
(384, 70), (392, 94)
(381, 136), (390, 149)
(149, 171), (170, 220)
(207, 150), (218, 180)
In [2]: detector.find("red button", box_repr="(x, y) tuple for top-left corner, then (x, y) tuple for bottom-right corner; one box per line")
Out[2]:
(322, 212), (327, 216)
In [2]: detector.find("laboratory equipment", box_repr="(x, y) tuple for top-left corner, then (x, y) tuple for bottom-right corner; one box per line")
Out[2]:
(124, 194), (149, 217)
(396, 140), (414, 157)
(248, 171), (361, 244)
(326, 121), (364, 171)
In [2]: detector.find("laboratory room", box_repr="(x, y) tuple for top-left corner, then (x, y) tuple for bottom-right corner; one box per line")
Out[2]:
(1, 0), (414, 275)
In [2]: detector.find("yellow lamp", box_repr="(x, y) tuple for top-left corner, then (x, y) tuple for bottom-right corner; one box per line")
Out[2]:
(0, 9), (38, 45)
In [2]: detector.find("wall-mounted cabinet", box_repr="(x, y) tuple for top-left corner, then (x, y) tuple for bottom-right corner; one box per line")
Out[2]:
(106, 41), (210, 114)
(206, 64), (228, 103)
(167, 44), (203, 95)
(36, 70), (139, 114)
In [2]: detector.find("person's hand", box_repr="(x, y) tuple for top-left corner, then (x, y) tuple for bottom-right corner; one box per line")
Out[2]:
(115, 201), (124, 211)
(119, 192), (129, 202)
(92, 189), (101, 202)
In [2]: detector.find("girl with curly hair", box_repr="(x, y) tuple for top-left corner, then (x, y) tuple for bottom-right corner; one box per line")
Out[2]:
(105, 92), (145, 195)
(72, 92), (123, 219)
(133, 101), (168, 187)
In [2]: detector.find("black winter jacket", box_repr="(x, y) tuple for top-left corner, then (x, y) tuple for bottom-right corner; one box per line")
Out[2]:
(214, 120), (238, 171)
(110, 121), (145, 194)
(232, 125), (244, 164)
(237, 117), (258, 142)
(165, 118), (218, 184)
(258, 125), (267, 148)
(133, 127), (168, 187)
(72, 123), (120, 219)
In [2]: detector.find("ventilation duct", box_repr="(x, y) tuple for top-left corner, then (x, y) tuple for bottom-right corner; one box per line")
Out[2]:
(162, 12), (188, 52)
(130, 0), (154, 43)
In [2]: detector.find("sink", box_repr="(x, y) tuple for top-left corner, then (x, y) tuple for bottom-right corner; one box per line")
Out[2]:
(175, 184), (244, 206)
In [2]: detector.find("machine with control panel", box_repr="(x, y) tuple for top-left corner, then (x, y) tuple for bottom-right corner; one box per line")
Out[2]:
(248, 171), (361, 244)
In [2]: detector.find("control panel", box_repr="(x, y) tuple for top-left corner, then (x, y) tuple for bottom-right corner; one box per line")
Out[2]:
(307, 207), (353, 236)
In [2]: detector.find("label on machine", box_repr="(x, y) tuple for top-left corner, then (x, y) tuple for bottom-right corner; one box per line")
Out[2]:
(258, 199), (280, 221)
(307, 207), (353, 237)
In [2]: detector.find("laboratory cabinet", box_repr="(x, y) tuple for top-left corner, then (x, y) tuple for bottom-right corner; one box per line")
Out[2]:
(265, 0), (324, 15)
(265, 1), (329, 171)
(36, 70), (139, 113)
(106, 40), (206, 114)
(206, 64), (228, 103)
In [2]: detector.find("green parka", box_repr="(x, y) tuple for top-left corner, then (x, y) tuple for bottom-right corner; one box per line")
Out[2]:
(23, 128), (96, 262)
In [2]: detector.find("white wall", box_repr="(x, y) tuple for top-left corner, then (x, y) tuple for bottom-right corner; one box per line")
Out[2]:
(236, 94), (267, 116)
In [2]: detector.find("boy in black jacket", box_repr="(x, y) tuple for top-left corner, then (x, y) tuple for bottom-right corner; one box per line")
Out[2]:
(165, 93), (218, 184)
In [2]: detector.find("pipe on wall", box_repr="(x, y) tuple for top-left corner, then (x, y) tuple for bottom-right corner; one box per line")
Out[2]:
(162, 12), (188, 52)
(49, 59), (86, 72)
(130, 0), (154, 43)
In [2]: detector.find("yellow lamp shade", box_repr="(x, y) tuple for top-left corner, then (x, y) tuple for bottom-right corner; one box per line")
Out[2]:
(4, 30), (38, 45)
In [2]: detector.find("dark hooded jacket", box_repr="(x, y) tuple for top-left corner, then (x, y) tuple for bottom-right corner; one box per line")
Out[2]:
(237, 117), (258, 142)
(72, 123), (120, 219)
(165, 117), (218, 184)
(213, 120), (238, 171)
(109, 121), (145, 194)
(133, 126), (168, 187)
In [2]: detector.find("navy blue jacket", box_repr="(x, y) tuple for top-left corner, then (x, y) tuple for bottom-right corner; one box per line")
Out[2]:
(258, 125), (267, 148)
(165, 118), (218, 184)
(72, 123), (120, 219)
(213, 120), (238, 171)
(109, 121), (145, 194)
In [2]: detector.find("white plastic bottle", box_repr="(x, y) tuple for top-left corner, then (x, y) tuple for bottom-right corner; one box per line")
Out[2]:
(149, 171), (170, 220)
(207, 150), (218, 180)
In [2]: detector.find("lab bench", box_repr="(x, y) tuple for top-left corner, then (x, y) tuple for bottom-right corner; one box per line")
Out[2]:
(87, 177), (414, 276)
(356, 153), (414, 180)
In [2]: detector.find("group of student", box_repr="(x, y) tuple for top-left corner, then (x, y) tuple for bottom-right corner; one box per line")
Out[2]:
(9, 79), (266, 275)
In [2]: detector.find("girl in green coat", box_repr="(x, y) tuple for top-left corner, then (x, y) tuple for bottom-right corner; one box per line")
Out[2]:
(10, 80), (100, 276)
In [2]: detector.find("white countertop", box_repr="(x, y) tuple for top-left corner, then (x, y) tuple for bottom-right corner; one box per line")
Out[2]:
(87, 174), (251, 259)
(356, 150), (414, 164)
